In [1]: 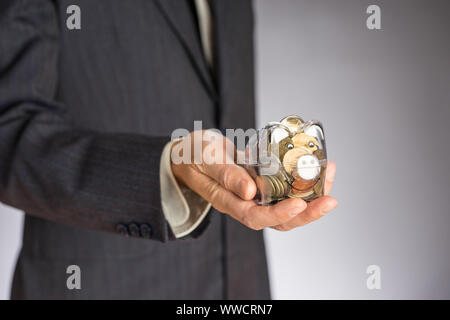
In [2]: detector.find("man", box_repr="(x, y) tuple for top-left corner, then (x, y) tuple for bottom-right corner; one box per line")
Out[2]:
(0, 0), (337, 299)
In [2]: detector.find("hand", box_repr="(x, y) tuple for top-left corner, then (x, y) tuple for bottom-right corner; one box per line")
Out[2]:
(171, 130), (338, 231)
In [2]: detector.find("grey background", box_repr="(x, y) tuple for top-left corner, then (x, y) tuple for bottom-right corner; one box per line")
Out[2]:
(1, 0), (449, 299)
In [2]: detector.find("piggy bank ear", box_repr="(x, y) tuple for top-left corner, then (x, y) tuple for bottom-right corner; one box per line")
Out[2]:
(267, 124), (290, 144)
(303, 121), (325, 150)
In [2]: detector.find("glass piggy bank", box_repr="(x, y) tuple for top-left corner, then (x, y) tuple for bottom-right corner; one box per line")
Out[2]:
(244, 115), (327, 205)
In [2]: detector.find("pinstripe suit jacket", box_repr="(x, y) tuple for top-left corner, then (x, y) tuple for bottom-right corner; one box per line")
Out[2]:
(0, 0), (270, 299)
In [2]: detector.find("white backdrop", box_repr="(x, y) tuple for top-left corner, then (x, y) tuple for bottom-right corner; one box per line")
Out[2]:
(257, 0), (450, 299)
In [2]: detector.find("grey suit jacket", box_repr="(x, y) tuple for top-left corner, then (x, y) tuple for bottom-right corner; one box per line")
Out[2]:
(0, 0), (270, 299)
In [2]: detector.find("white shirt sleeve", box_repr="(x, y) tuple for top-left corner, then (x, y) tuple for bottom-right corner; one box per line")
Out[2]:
(159, 140), (211, 238)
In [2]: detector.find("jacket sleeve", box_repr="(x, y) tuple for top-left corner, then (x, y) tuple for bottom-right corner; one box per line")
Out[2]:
(0, 0), (173, 241)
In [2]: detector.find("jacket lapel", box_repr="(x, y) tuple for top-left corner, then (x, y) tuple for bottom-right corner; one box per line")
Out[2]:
(154, 0), (217, 100)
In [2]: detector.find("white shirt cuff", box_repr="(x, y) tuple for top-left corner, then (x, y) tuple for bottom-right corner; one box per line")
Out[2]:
(159, 140), (211, 238)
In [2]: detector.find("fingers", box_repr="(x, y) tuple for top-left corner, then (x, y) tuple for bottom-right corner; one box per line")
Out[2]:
(187, 169), (308, 230)
(191, 159), (337, 231)
(272, 195), (338, 231)
(242, 198), (308, 230)
(324, 160), (336, 195)
(184, 164), (336, 231)
(214, 186), (308, 230)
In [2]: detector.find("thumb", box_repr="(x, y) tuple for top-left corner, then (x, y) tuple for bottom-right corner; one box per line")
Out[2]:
(203, 163), (257, 201)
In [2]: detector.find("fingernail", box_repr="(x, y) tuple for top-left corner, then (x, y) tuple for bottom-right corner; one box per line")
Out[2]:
(320, 200), (338, 215)
(299, 201), (308, 210)
(238, 180), (249, 198)
(289, 211), (299, 217)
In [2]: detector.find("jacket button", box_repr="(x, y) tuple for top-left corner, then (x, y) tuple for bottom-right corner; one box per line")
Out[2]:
(115, 223), (129, 237)
(128, 223), (140, 237)
(140, 224), (152, 239)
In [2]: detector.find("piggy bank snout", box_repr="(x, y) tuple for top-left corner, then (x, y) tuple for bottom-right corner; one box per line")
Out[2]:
(294, 154), (321, 181)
